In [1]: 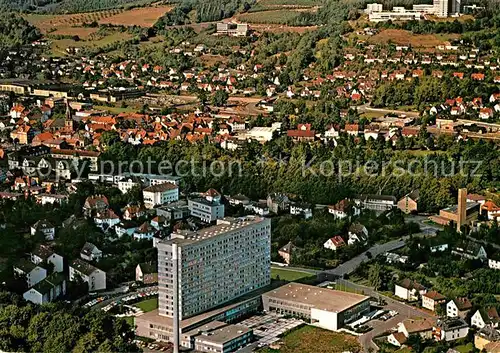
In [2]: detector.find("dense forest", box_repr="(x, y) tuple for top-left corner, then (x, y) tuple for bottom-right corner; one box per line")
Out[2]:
(0, 293), (139, 353)
(0, 13), (41, 50)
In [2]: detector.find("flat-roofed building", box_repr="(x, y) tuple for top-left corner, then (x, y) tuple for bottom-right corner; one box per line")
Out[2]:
(158, 216), (271, 319)
(262, 283), (370, 331)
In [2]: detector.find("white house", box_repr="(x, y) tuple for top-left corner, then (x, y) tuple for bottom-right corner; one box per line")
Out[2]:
(394, 278), (426, 301)
(30, 244), (64, 273)
(421, 291), (446, 312)
(328, 199), (360, 220)
(488, 256), (500, 270)
(117, 176), (142, 194)
(133, 222), (157, 240)
(14, 260), (47, 288)
(80, 242), (103, 262)
(430, 243), (449, 252)
(69, 259), (106, 291)
(30, 219), (55, 241)
(23, 273), (66, 305)
(290, 203), (312, 219)
(94, 209), (120, 229)
(434, 318), (469, 341)
(348, 223), (368, 245)
(471, 307), (500, 329)
(447, 298), (472, 318)
(115, 222), (138, 237)
(397, 318), (435, 339)
(323, 236), (346, 251)
(387, 332), (407, 347)
(143, 182), (179, 209)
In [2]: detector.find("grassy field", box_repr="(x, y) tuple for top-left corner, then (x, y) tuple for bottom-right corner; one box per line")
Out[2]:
(454, 343), (474, 353)
(271, 268), (314, 281)
(237, 10), (302, 24)
(259, 325), (361, 353)
(50, 31), (133, 56)
(122, 316), (135, 327)
(134, 298), (159, 312)
(368, 29), (460, 49)
(94, 105), (140, 114)
(97, 5), (173, 27)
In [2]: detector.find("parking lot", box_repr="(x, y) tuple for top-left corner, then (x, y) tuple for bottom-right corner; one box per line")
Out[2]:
(239, 313), (304, 347)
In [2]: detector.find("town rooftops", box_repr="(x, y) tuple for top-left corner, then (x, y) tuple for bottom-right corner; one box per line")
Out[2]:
(143, 182), (178, 193)
(437, 317), (468, 330)
(398, 278), (425, 291)
(186, 321), (251, 344)
(263, 282), (370, 313)
(451, 297), (472, 311)
(32, 273), (65, 295)
(355, 194), (397, 202)
(81, 242), (99, 257)
(423, 290), (445, 301)
(32, 244), (56, 260)
(391, 332), (407, 345)
(279, 241), (296, 255)
(401, 317), (436, 333)
(15, 259), (40, 273)
(71, 258), (99, 276)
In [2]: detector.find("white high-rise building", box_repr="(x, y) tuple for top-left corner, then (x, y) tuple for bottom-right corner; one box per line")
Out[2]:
(157, 216), (271, 319)
(434, 0), (449, 17)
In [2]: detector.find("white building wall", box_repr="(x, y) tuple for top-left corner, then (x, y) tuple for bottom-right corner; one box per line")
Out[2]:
(471, 311), (485, 328)
(311, 308), (339, 331)
(23, 290), (45, 305)
(27, 267), (47, 288)
(394, 285), (409, 300)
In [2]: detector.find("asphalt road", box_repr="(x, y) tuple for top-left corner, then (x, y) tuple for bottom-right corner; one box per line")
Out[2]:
(336, 279), (435, 352)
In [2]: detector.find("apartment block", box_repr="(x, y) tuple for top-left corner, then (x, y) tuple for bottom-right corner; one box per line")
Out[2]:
(157, 216), (271, 319)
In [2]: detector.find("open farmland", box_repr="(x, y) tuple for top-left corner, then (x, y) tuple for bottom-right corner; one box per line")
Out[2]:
(237, 9), (302, 24)
(97, 5), (173, 27)
(368, 29), (459, 49)
(258, 325), (361, 353)
(25, 10), (124, 32)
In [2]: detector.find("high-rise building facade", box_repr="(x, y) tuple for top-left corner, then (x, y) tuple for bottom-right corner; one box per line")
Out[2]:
(157, 216), (271, 319)
(434, 0), (449, 17)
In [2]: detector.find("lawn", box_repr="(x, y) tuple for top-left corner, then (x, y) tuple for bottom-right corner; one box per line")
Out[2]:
(454, 343), (474, 353)
(259, 325), (361, 353)
(271, 268), (314, 282)
(94, 105), (140, 114)
(122, 316), (135, 327)
(237, 10), (302, 24)
(134, 298), (158, 312)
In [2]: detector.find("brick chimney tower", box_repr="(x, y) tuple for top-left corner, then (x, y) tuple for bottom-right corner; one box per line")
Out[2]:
(456, 188), (467, 233)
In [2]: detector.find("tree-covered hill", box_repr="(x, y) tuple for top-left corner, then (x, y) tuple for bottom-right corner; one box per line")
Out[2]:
(0, 13), (41, 50)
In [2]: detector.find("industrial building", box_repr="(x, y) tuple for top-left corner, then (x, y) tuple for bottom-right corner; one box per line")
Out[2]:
(429, 188), (479, 232)
(262, 283), (370, 331)
(367, 0), (461, 22)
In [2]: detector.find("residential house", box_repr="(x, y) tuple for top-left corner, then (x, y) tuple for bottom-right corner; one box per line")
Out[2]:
(397, 318), (436, 339)
(433, 318), (469, 341)
(290, 203), (312, 219)
(123, 204), (145, 220)
(422, 291), (446, 312)
(397, 190), (420, 214)
(115, 221), (138, 238)
(143, 182), (179, 209)
(451, 242), (487, 260)
(83, 195), (109, 217)
(69, 258), (106, 291)
(387, 332), (407, 347)
(188, 192), (225, 223)
(472, 307), (500, 329)
(133, 222), (156, 240)
(117, 176), (142, 194)
(30, 219), (55, 240)
(30, 244), (64, 273)
(395, 278), (426, 301)
(80, 242), (103, 262)
(267, 193), (290, 214)
(23, 273), (66, 305)
(482, 201), (500, 221)
(323, 236), (346, 251)
(475, 326), (500, 351)
(328, 199), (359, 220)
(94, 209), (120, 229)
(447, 298), (472, 318)
(385, 252), (409, 264)
(14, 260), (47, 288)
(278, 242), (296, 265)
(136, 263), (158, 284)
(348, 223), (368, 245)
(489, 253), (500, 270)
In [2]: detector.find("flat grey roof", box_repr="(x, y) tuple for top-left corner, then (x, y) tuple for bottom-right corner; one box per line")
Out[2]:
(263, 282), (370, 313)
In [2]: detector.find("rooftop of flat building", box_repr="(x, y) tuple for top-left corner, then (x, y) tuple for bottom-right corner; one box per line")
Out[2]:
(160, 216), (269, 245)
(263, 282), (370, 313)
(186, 321), (251, 344)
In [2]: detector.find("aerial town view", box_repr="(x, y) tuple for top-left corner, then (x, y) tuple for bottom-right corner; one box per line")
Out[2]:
(0, 0), (499, 352)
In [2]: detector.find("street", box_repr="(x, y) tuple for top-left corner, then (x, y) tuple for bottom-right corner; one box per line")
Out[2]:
(336, 279), (435, 352)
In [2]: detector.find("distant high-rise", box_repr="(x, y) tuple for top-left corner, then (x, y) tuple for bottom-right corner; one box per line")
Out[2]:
(457, 188), (467, 232)
(157, 216), (271, 320)
(434, 0), (449, 17)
